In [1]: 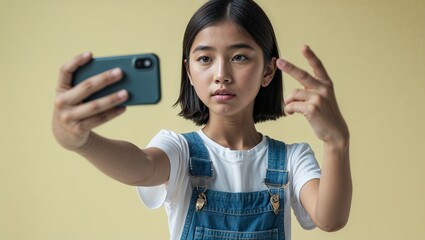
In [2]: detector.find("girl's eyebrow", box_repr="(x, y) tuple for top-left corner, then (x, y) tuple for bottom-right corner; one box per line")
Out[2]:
(192, 43), (255, 54)
(228, 43), (255, 51)
(192, 45), (214, 53)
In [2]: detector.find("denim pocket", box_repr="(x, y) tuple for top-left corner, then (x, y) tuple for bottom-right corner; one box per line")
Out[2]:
(194, 226), (278, 240)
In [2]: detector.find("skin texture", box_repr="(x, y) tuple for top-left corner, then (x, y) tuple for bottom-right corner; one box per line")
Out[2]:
(52, 20), (351, 232)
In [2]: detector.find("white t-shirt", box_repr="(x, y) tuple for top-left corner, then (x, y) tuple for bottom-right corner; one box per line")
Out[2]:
(137, 129), (321, 240)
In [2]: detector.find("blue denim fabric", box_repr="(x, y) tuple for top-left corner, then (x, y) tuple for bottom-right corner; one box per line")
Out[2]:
(181, 132), (288, 240)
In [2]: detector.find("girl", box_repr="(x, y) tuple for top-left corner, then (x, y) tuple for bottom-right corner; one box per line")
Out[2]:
(52, 0), (352, 239)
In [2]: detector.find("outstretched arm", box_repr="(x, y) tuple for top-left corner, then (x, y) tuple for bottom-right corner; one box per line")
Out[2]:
(277, 46), (352, 232)
(52, 52), (169, 186)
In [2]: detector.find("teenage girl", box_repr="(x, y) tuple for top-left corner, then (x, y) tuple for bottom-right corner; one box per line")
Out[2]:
(52, 0), (352, 239)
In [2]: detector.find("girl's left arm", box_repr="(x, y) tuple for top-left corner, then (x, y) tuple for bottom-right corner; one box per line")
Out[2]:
(276, 46), (352, 232)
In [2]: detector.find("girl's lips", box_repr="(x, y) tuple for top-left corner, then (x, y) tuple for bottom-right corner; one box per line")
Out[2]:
(212, 89), (236, 101)
(212, 88), (236, 96)
(213, 94), (235, 101)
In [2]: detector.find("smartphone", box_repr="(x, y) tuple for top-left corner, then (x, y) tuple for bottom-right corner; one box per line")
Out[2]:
(72, 53), (161, 105)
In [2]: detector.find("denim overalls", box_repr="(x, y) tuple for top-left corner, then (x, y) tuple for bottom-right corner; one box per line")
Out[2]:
(181, 132), (288, 240)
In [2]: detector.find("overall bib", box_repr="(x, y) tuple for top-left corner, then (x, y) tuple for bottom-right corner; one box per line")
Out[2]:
(181, 132), (288, 240)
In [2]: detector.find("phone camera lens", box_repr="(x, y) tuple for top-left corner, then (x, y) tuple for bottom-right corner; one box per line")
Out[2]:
(135, 58), (153, 69)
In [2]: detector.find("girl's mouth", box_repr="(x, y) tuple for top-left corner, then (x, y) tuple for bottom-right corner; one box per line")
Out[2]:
(212, 89), (236, 101)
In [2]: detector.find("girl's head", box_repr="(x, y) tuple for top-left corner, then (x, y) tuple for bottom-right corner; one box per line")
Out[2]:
(175, 0), (284, 125)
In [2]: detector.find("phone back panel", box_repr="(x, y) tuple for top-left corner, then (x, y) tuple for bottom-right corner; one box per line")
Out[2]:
(72, 53), (161, 105)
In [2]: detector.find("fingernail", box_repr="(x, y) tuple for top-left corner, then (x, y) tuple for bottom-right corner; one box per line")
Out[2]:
(111, 68), (122, 78)
(82, 51), (92, 58)
(117, 90), (128, 99)
(277, 59), (287, 67)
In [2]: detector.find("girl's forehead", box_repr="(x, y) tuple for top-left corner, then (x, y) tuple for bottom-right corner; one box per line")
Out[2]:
(191, 20), (258, 49)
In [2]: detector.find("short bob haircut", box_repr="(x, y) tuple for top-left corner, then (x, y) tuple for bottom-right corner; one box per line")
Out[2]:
(175, 0), (285, 126)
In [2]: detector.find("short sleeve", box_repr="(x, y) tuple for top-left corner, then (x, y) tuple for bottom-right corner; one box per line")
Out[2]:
(287, 143), (321, 230)
(136, 130), (189, 209)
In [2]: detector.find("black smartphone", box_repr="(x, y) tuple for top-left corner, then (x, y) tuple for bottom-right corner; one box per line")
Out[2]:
(72, 53), (161, 105)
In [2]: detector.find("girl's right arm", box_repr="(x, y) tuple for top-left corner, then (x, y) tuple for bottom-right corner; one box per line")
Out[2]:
(52, 52), (170, 186)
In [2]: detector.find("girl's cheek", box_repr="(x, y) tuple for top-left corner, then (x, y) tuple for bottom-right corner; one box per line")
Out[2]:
(194, 66), (213, 79)
(240, 66), (262, 80)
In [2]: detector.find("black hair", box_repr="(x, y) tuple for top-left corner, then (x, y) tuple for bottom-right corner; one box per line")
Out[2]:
(174, 0), (285, 126)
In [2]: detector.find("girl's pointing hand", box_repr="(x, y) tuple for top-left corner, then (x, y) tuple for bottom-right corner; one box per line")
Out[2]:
(277, 45), (349, 146)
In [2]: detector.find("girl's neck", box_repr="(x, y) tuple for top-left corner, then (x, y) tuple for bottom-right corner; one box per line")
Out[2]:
(202, 116), (261, 150)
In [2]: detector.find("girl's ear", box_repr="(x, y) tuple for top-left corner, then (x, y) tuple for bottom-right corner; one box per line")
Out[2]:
(184, 59), (194, 86)
(262, 57), (277, 87)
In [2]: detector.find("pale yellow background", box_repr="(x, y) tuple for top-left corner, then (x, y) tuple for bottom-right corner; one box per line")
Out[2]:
(1, 0), (424, 239)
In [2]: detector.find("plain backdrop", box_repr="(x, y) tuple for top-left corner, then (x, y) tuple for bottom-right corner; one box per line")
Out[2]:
(1, 0), (424, 239)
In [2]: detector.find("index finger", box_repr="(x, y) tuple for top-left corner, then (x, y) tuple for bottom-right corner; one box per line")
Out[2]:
(57, 52), (92, 93)
(276, 58), (320, 89)
(302, 45), (330, 80)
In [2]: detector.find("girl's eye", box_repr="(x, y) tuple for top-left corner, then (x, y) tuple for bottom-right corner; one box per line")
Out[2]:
(232, 55), (248, 62)
(197, 56), (212, 63)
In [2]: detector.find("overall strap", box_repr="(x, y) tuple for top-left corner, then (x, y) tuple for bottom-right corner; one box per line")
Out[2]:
(264, 137), (288, 188)
(182, 132), (213, 178)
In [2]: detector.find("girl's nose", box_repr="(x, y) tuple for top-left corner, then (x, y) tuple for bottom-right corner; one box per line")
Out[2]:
(214, 60), (232, 84)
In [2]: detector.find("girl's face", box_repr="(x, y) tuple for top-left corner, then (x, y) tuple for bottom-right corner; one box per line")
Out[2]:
(186, 20), (276, 122)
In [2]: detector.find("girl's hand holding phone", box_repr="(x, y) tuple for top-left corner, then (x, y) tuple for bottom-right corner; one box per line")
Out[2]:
(52, 52), (129, 151)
